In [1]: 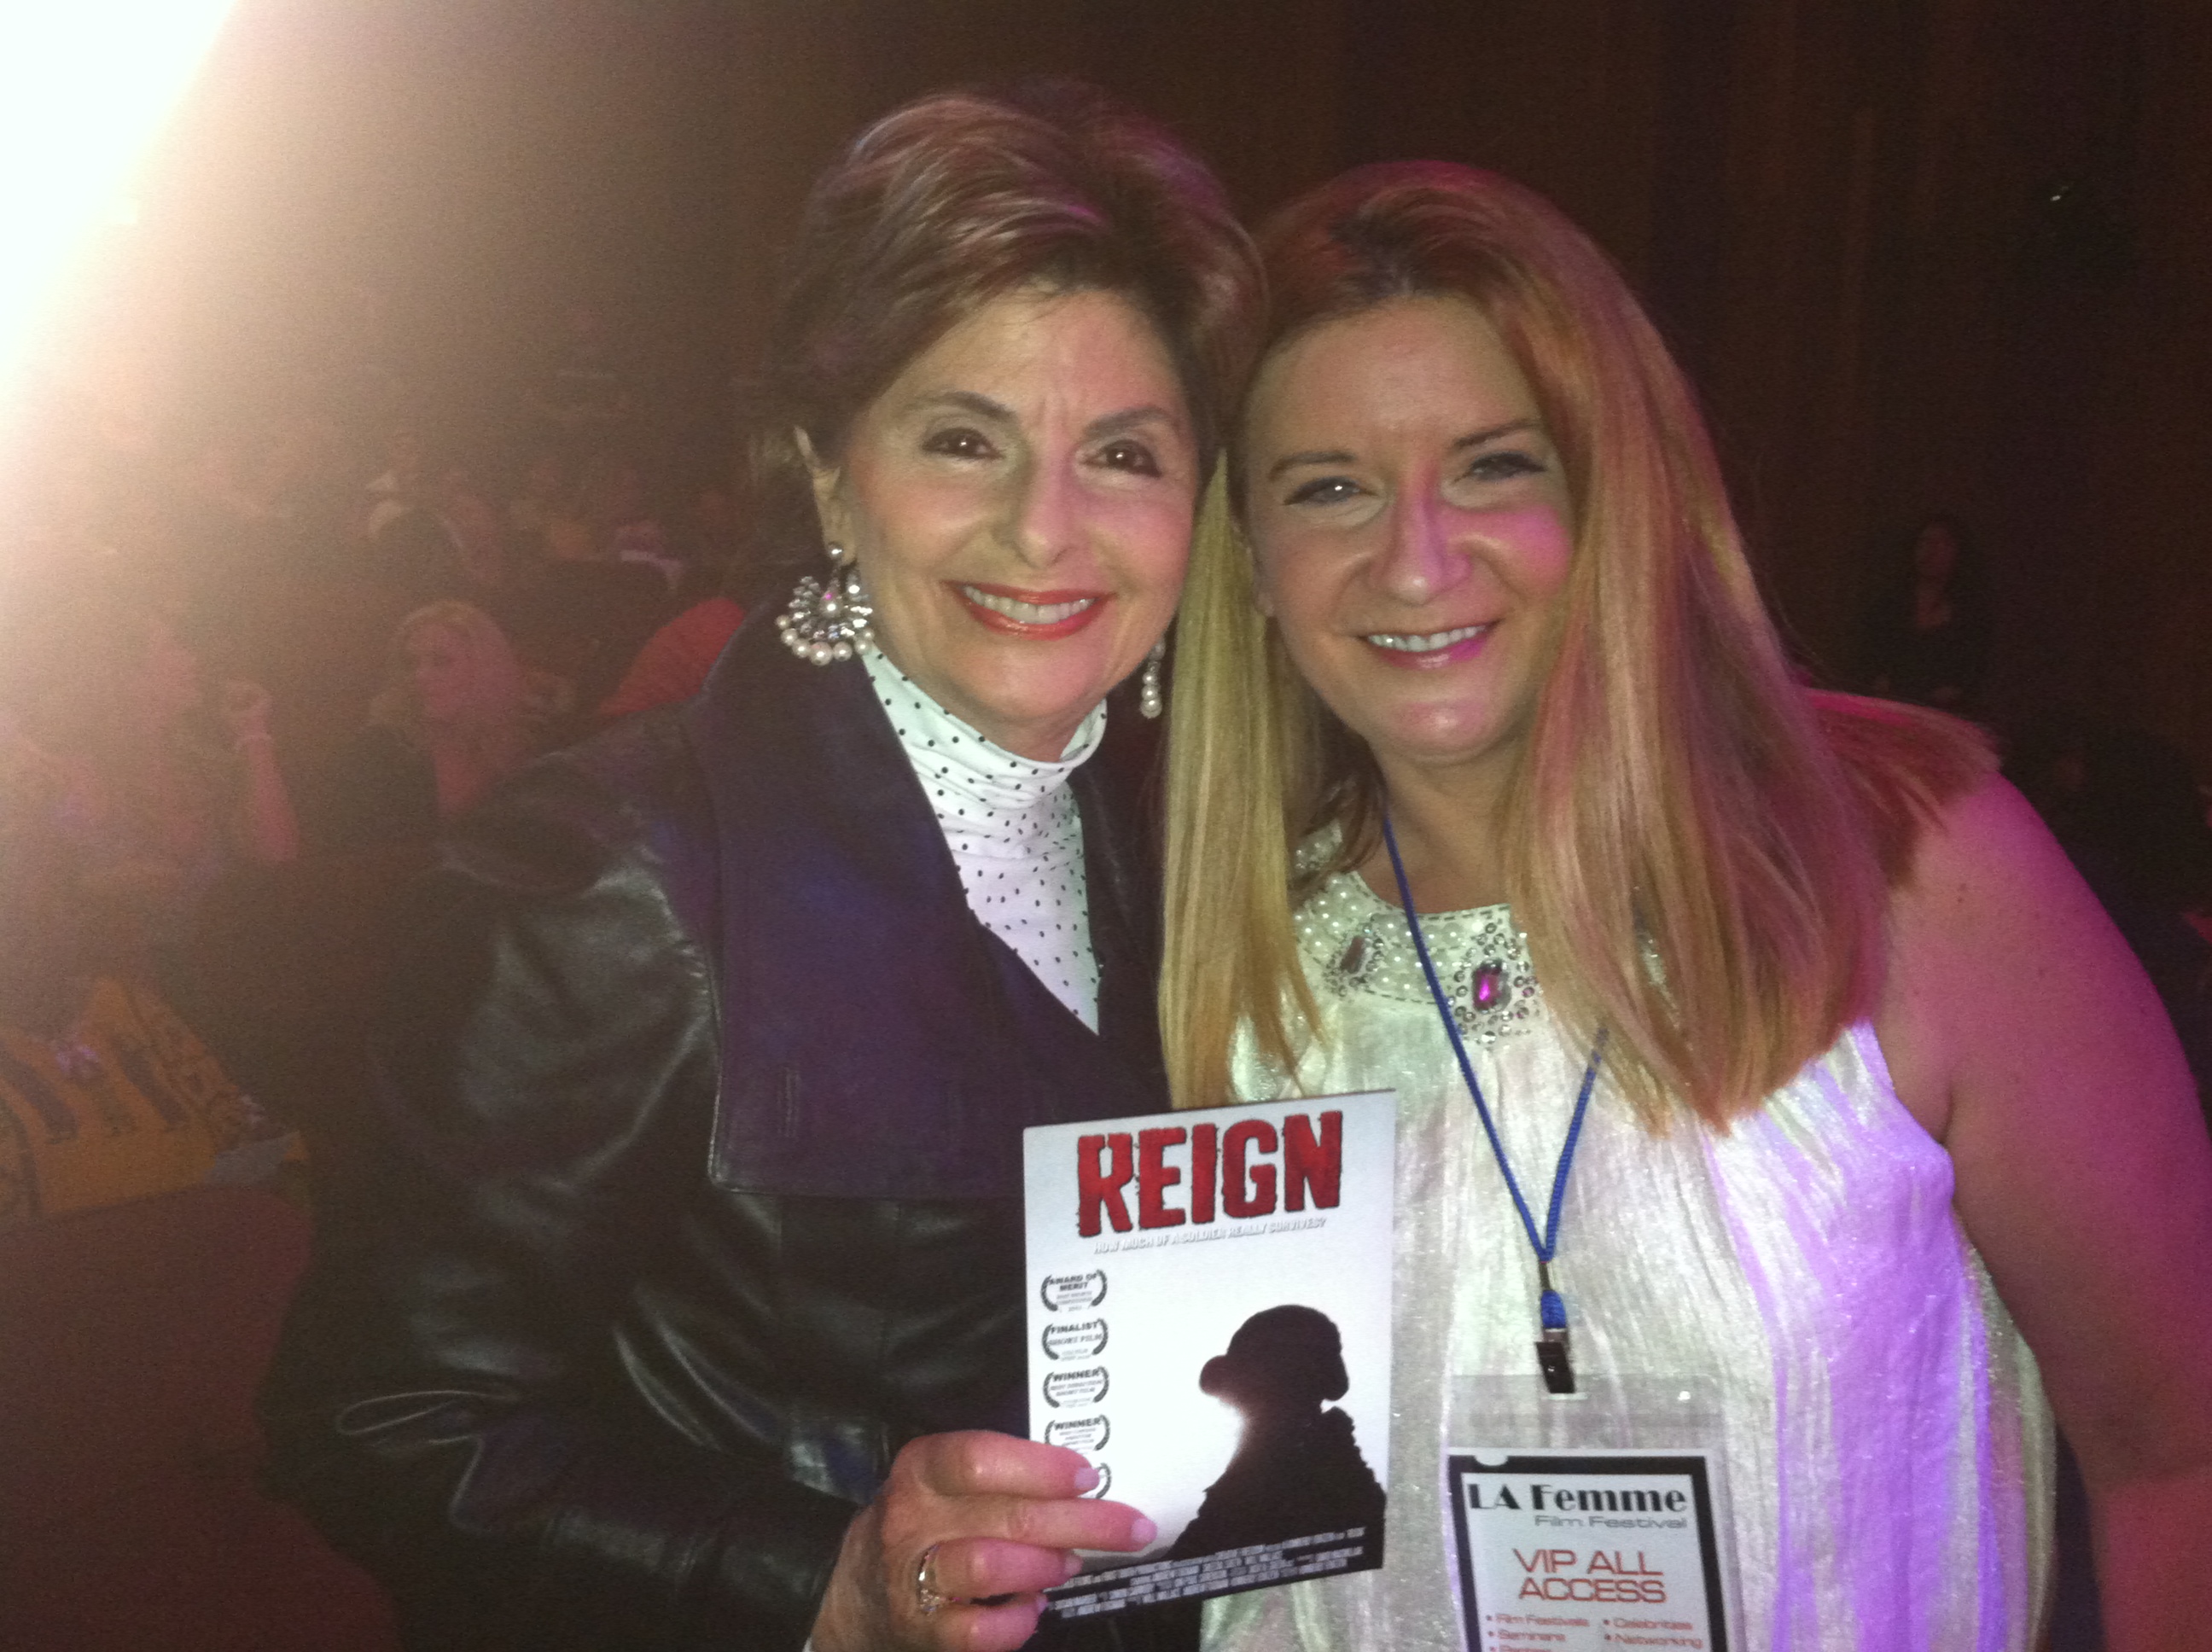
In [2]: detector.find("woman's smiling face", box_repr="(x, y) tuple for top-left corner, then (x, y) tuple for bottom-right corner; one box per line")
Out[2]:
(807, 285), (1199, 759)
(1242, 294), (1575, 795)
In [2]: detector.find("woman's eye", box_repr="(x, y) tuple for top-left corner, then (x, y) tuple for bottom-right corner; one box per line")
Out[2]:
(1463, 450), (1546, 484)
(922, 427), (997, 461)
(1284, 475), (1365, 508)
(1093, 439), (1161, 478)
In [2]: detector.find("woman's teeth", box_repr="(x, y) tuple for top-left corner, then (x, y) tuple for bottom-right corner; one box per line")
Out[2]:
(1365, 624), (1487, 653)
(961, 586), (1097, 625)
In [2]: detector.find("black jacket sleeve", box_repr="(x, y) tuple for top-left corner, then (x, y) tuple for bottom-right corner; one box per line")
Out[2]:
(261, 750), (853, 1651)
(262, 697), (1199, 1652)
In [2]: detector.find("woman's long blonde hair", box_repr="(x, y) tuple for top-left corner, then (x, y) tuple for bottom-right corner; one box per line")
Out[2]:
(1161, 163), (1989, 1126)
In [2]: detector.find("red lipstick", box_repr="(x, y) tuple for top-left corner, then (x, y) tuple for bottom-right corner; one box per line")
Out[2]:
(951, 582), (1108, 640)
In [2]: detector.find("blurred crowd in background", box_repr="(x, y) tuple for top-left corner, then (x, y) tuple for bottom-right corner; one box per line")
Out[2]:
(0, 294), (800, 1225)
(0, 288), (2206, 1235)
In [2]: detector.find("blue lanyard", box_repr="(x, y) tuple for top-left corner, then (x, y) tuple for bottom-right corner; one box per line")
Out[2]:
(1382, 816), (1605, 1394)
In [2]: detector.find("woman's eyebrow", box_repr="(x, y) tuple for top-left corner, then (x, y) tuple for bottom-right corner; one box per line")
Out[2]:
(1449, 417), (1541, 453)
(905, 388), (1016, 425)
(1265, 418), (1544, 483)
(1086, 404), (1185, 441)
(1266, 448), (1356, 482)
(899, 393), (1183, 444)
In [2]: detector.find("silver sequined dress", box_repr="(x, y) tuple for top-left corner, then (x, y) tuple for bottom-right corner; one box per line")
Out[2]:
(1203, 867), (2052, 1651)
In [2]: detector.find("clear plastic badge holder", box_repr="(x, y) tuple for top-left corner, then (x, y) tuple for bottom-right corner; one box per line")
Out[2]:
(1447, 1375), (1743, 1652)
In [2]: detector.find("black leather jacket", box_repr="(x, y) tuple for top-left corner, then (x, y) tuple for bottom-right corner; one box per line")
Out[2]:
(262, 618), (1192, 1651)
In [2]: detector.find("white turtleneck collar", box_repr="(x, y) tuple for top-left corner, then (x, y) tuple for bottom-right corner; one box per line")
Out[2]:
(863, 646), (1103, 1031)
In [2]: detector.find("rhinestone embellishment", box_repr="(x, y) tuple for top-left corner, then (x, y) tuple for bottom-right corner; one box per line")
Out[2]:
(1294, 870), (1541, 1046)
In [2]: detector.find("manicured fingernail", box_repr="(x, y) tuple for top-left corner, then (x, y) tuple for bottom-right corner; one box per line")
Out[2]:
(1072, 1463), (1100, 1492)
(1130, 1516), (1157, 1547)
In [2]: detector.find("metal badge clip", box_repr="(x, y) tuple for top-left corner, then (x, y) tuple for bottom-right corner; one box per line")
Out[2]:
(1535, 1327), (1576, 1394)
(1535, 1260), (1575, 1393)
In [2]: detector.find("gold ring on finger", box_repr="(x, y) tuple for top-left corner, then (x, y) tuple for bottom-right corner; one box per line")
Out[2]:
(915, 1542), (969, 1617)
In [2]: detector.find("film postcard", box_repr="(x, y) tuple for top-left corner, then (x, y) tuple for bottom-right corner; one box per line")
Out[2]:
(1023, 1090), (1396, 1620)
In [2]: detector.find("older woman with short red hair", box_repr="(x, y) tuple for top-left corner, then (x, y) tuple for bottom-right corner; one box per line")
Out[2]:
(265, 84), (1260, 1652)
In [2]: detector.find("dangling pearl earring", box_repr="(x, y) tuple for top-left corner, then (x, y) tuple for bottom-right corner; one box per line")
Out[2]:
(777, 543), (876, 665)
(1138, 638), (1166, 719)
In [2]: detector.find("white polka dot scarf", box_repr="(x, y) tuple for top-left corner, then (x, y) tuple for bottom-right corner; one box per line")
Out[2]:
(863, 647), (1103, 1032)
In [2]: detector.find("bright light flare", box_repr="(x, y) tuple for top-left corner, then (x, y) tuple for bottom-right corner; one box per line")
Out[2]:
(0, 3), (236, 391)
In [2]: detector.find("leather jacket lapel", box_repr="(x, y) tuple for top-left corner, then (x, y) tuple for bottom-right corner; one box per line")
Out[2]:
(684, 620), (1165, 1201)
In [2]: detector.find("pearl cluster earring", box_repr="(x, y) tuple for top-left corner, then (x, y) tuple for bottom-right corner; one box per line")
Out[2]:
(777, 544), (876, 665)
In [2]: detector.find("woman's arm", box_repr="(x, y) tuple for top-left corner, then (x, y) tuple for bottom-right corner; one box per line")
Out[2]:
(1876, 775), (2212, 1652)
(218, 680), (300, 863)
(261, 753), (1155, 1651)
(259, 761), (858, 1649)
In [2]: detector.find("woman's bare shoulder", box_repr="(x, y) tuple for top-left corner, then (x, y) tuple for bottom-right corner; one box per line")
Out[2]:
(1873, 770), (2157, 1137)
(1888, 770), (2087, 951)
(1876, 775), (2212, 1507)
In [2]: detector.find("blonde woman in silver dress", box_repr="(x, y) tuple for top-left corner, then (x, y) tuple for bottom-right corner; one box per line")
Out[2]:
(1161, 163), (2212, 1650)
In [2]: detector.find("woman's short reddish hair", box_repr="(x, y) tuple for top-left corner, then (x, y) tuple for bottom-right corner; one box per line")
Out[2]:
(760, 80), (1262, 478)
